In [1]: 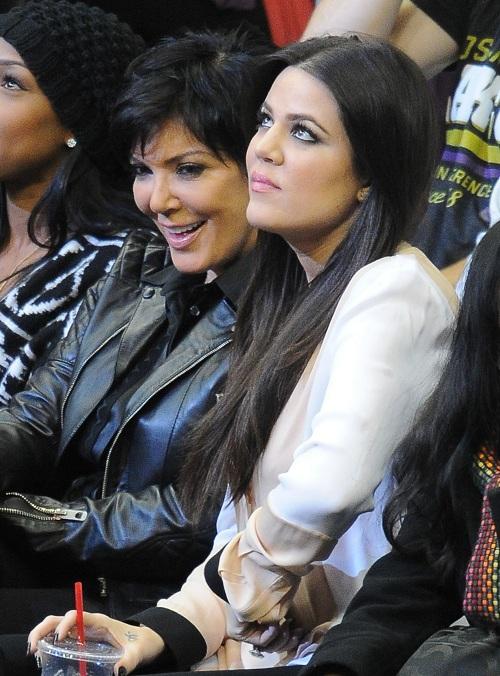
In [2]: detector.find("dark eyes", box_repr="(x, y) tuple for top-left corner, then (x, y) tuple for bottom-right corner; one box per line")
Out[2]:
(256, 110), (272, 129)
(130, 163), (151, 178)
(175, 163), (205, 178)
(256, 109), (318, 143)
(292, 124), (318, 143)
(129, 162), (206, 179)
(1, 74), (24, 91)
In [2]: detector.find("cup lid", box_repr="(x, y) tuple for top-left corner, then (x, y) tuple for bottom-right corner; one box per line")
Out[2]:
(38, 636), (123, 663)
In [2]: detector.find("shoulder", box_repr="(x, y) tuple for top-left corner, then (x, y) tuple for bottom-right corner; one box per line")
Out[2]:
(320, 247), (458, 352)
(341, 246), (458, 315)
(53, 231), (128, 272)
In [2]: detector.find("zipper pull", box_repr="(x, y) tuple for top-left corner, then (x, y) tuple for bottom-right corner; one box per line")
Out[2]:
(53, 508), (87, 522)
(97, 576), (108, 597)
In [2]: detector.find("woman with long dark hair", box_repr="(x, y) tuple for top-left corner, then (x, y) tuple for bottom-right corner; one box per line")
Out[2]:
(0, 0), (146, 404)
(29, 35), (457, 675)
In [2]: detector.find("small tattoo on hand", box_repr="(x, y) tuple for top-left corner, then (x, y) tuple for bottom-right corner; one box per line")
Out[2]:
(124, 631), (139, 642)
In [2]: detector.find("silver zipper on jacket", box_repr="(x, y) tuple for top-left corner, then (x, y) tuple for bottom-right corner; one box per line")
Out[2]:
(61, 325), (128, 432)
(0, 492), (87, 521)
(100, 339), (232, 499)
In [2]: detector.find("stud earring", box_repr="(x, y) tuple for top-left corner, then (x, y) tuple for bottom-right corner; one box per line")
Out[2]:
(357, 186), (370, 203)
(66, 137), (77, 149)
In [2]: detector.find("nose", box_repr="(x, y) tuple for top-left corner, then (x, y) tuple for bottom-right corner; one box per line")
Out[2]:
(148, 177), (181, 217)
(252, 125), (284, 165)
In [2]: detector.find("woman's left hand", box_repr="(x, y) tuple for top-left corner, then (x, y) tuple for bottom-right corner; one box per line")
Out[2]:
(240, 619), (306, 653)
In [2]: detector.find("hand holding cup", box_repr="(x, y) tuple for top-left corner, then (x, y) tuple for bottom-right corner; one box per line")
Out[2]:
(28, 611), (165, 676)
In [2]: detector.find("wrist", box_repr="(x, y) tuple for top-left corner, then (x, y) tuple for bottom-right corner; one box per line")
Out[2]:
(136, 625), (165, 665)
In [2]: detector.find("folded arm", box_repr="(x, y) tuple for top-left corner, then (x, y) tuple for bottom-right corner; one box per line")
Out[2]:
(303, 0), (459, 78)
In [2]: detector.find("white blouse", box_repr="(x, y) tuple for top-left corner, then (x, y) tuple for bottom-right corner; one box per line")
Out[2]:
(158, 246), (458, 670)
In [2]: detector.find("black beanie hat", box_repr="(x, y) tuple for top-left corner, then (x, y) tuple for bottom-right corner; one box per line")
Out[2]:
(0, 0), (145, 166)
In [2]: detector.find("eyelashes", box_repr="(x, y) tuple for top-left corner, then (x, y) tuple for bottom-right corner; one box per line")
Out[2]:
(129, 162), (150, 178)
(256, 109), (272, 129)
(255, 109), (319, 144)
(129, 162), (206, 180)
(175, 163), (205, 178)
(1, 74), (24, 91)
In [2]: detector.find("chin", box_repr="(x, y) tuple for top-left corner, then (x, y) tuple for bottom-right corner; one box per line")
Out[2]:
(247, 205), (286, 235)
(247, 211), (271, 232)
(170, 255), (206, 275)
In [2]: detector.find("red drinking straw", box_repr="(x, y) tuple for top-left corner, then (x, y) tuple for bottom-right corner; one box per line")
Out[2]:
(74, 581), (87, 676)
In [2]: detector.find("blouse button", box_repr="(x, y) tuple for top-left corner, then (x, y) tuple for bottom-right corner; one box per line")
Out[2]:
(142, 287), (154, 299)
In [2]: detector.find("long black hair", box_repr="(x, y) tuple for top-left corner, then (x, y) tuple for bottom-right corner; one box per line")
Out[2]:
(20, 150), (149, 249)
(179, 35), (440, 520)
(384, 223), (500, 581)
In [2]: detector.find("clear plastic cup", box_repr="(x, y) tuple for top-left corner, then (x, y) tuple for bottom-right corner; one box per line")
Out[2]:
(38, 635), (123, 675)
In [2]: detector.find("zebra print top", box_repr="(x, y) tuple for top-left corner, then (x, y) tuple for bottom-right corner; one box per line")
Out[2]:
(0, 231), (127, 405)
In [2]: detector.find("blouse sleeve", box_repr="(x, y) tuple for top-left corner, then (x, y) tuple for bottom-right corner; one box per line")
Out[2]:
(153, 494), (241, 663)
(216, 254), (457, 624)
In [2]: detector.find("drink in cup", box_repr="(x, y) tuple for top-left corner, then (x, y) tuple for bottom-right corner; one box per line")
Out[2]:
(38, 635), (123, 675)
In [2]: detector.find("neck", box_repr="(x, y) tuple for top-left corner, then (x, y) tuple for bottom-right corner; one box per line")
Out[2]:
(4, 192), (48, 248)
(5, 195), (30, 242)
(293, 250), (325, 282)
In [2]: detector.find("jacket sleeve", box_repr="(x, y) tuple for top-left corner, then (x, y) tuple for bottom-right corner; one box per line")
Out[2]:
(0, 484), (216, 586)
(0, 279), (107, 493)
(302, 514), (463, 676)
(213, 254), (457, 624)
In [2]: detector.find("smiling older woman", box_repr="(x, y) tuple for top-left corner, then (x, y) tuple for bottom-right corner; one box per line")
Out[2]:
(0, 29), (272, 653)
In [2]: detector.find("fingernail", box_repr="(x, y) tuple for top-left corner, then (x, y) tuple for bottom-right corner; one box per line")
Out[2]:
(260, 626), (276, 641)
(53, 632), (59, 644)
(26, 640), (31, 656)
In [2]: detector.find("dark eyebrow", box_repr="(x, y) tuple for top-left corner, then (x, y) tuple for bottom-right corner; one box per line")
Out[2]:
(130, 149), (214, 164)
(286, 113), (329, 136)
(260, 101), (330, 136)
(0, 59), (28, 69)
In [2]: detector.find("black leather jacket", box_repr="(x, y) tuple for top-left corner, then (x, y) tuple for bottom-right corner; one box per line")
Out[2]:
(0, 229), (240, 616)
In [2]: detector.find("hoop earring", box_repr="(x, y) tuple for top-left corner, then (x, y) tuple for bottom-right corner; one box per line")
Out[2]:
(357, 186), (370, 203)
(66, 138), (77, 149)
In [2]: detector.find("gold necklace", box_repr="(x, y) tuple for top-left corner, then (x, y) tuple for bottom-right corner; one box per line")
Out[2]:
(0, 243), (46, 296)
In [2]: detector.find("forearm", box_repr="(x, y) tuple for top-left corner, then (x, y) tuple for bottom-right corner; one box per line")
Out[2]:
(390, 1), (459, 77)
(9, 484), (215, 580)
(304, 1), (459, 79)
(303, 0), (403, 40)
